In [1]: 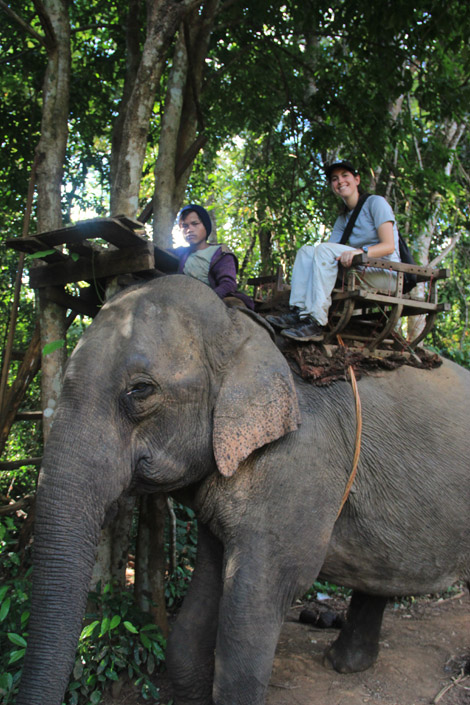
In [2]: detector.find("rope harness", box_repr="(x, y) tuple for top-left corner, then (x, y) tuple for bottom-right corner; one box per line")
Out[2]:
(335, 334), (363, 519)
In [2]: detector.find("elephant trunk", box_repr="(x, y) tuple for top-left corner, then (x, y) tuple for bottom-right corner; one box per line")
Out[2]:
(17, 420), (124, 705)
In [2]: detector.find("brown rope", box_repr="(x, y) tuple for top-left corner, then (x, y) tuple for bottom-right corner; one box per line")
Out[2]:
(336, 334), (362, 519)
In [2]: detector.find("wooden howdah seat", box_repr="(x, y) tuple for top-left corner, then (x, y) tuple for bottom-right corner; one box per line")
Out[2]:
(249, 254), (450, 354)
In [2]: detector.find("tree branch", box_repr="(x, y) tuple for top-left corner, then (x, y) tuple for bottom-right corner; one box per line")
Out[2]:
(428, 231), (462, 267)
(0, 0), (48, 48)
(0, 493), (35, 516)
(32, 0), (58, 51)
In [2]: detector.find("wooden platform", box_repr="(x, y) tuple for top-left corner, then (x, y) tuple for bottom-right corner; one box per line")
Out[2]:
(7, 216), (178, 317)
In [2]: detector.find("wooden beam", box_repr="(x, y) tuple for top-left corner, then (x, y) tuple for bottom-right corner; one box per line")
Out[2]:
(15, 411), (43, 421)
(43, 286), (101, 318)
(33, 217), (147, 249)
(30, 243), (156, 288)
(332, 288), (450, 314)
(6, 236), (68, 262)
(353, 254), (450, 281)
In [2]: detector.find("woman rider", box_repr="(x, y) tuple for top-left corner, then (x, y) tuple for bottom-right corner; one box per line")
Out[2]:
(267, 160), (400, 342)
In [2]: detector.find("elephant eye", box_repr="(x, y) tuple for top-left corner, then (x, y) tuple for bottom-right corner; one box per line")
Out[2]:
(121, 376), (163, 419)
(127, 381), (155, 399)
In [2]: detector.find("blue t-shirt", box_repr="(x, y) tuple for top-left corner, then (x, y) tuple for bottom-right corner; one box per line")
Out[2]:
(329, 195), (400, 263)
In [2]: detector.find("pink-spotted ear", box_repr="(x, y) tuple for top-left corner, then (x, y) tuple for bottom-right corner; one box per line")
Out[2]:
(213, 321), (300, 477)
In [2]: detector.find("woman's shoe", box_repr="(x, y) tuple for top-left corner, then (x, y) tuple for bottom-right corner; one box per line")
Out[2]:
(265, 308), (301, 329)
(281, 316), (325, 342)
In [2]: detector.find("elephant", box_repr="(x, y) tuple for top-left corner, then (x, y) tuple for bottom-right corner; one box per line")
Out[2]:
(16, 274), (470, 705)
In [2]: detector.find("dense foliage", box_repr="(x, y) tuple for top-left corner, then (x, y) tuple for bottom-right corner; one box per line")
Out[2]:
(1, 0), (470, 701)
(0, 503), (196, 704)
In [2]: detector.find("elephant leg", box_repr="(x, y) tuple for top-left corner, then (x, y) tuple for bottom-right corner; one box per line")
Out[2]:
(324, 590), (387, 673)
(212, 550), (296, 705)
(166, 522), (223, 705)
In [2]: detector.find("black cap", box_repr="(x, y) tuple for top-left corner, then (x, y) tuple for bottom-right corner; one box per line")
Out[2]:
(324, 161), (358, 182)
(179, 204), (212, 238)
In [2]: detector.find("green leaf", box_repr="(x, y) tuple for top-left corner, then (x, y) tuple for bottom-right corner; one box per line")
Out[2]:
(7, 632), (27, 647)
(140, 633), (151, 650)
(80, 620), (99, 640)
(104, 669), (119, 681)
(73, 660), (84, 680)
(140, 623), (159, 632)
(42, 339), (65, 356)
(123, 621), (138, 634)
(109, 615), (121, 630)
(0, 672), (13, 692)
(90, 689), (102, 704)
(0, 596), (11, 622)
(99, 617), (110, 636)
(146, 652), (155, 675)
(0, 585), (9, 602)
(28, 249), (57, 259)
(8, 648), (25, 664)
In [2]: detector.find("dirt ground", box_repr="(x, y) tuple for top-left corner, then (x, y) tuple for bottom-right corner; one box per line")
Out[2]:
(268, 591), (470, 705)
(108, 590), (470, 705)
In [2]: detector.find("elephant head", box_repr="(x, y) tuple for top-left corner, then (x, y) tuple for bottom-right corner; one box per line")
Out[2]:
(17, 275), (300, 705)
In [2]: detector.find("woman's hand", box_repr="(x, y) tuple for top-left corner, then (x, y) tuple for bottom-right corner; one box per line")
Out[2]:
(337, 248), (364, 268)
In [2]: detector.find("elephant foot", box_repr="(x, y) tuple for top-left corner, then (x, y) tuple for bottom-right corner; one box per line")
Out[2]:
(322, 590), (387, 673)
(323, 635), (379, 673)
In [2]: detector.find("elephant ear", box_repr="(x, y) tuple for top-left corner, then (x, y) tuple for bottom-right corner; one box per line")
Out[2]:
(213, 319), (301, 477)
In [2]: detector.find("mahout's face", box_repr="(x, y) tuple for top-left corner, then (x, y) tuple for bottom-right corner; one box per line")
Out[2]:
(180, 211), (207, 248)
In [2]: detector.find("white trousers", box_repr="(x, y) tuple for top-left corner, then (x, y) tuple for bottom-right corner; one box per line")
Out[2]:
(289, 242), (397, 326)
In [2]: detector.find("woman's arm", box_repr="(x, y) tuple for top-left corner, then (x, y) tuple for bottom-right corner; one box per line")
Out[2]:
(338, 221), (395, 267)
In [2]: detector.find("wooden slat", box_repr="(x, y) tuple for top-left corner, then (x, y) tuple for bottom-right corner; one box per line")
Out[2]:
(332, 288), (449, 314)
(30, 243), (156, 288)
(112, 214), (147, 231)
(77, 218), (148, 248)
(67, 239), (101, 257)
(32, 217), (148, 249)
(15, 410), (42, 421)
(353, 254), (450, 281)
(6, 236), (69, 263)
(0, 458), (42, 471)
(153, 245), (179, 273)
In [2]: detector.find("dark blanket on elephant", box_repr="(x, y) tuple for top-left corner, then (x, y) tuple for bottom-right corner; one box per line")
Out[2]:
(279, 341), (442, 386)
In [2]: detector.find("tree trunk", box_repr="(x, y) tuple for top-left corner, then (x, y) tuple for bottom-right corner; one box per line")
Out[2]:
(152, 0), (220, 246)
(34, 0), (71, 442)
(406, 119), (467, 343)
(134, 493), (169, 636)
(109, 0), (187, 217)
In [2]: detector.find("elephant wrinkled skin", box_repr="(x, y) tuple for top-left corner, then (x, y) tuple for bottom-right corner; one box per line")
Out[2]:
(16, 276), (470, 705)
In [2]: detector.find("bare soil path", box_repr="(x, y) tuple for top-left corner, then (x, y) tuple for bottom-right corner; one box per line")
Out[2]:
(268, 592), (470, 705)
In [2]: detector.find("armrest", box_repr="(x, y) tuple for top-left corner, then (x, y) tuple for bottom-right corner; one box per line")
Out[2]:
(351, 254), (449, 282)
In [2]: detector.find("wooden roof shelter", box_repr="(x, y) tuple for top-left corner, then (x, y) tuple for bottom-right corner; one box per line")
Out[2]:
(7, 215), (179, 318)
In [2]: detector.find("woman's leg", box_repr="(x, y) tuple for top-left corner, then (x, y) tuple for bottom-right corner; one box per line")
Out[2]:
(288, 245), (316, 311)
(303, 243), (352, 325)
(357, 267), (397, 293)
